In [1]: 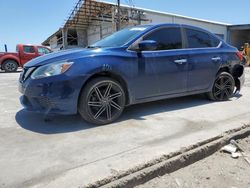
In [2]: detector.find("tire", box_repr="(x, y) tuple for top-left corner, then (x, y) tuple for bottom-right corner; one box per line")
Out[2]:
(78, 77), (126, 125)
(207, 72), (235, 101)
(2, 60), (18, 72)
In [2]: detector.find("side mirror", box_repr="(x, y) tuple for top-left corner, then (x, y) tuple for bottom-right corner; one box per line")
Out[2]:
(138, 40), (158, 51)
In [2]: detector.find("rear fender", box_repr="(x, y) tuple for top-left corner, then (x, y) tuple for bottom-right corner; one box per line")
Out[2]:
(232, 64), (244, 92)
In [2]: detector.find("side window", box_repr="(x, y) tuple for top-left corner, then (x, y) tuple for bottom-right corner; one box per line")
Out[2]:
(186, 29), (212, 48)
(44, 48), (51, 54)
(38, 47), (45, 54)
(210, 35), (221, 47)
(143, 27), (182, 51)
(38, 47), (51, 54)
(23, 46), (35, 53)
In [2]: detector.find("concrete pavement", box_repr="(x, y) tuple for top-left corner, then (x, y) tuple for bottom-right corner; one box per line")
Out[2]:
(0, 68), (250, 188)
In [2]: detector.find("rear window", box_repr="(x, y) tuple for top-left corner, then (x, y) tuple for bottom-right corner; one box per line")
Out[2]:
(23, 46), (35, 53)
(186, 29), (212, 48)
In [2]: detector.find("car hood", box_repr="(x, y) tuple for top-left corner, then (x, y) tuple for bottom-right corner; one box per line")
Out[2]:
(24, 47), (120, 68)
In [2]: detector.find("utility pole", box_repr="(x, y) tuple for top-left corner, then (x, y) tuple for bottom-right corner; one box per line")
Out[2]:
(138, 11), (141, 25)
(116, 0), (121, 31)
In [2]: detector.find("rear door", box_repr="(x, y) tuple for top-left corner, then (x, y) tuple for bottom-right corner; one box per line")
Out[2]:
(183, 27), (222, 91)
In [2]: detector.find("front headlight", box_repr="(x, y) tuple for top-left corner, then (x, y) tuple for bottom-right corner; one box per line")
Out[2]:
(31, 61), (74, 79)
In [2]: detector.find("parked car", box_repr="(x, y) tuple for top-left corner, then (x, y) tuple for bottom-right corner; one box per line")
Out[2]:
(19, 24), (245, 125)
(0, 44), (51, 72)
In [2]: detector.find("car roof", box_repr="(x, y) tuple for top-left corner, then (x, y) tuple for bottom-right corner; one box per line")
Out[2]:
(140, 23), (209, 32)
(140, 23), (219, 38)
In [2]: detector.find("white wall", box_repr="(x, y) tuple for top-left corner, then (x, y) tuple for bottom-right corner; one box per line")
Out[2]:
(49, 36), (59, 49)
(145, 11), (228, 40)
(87, 22), (115, 45)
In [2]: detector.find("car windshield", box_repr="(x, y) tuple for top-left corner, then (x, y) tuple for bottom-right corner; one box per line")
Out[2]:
(90, 26), (150, 48)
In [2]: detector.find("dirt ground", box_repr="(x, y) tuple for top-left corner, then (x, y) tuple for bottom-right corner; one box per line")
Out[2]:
(137, 136), (250, 188)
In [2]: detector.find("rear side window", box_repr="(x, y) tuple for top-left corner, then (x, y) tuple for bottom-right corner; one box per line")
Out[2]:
(143, 27), (182, 51)
(210, 35), (221, 47)
(186, 29), (212, 48)
(23, 46), (35, 53)
(38, 47), (51, 54)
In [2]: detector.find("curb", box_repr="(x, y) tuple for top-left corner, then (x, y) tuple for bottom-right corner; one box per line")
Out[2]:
(85, 124), (250, 188)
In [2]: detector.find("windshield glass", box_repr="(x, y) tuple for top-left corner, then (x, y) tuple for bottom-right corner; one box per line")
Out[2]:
(90, 26), (149, 48)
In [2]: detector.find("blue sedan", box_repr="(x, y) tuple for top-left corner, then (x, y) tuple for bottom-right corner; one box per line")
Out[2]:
(19, 24), (245, 125)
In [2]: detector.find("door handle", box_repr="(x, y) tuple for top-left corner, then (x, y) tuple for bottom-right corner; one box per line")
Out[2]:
(211, 57), (221, 61)
(174, 59), (187, 64)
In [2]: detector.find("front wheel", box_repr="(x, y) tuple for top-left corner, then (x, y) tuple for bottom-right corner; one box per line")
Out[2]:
(2, 60), (18, 72)
(78, 77), (126, 125)
(207, 72), (235, 101)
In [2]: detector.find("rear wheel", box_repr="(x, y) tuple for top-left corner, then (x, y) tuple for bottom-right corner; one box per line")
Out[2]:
(207, 72), (235, 101)
(2, 60), (18, 72)
(78, 77), (126, 125)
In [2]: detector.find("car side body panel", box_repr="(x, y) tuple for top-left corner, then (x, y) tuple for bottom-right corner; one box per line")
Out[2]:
(18, 24), (245, 116)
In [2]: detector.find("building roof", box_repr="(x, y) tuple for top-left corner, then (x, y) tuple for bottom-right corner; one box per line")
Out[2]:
(42, 29), (62, 46)
(96, 0), (231, 26)
(228, 24), (250, 30)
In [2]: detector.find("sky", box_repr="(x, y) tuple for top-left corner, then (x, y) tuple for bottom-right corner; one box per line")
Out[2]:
(0, 0), (250, 52)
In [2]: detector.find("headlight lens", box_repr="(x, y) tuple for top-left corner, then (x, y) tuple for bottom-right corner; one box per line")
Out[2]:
(31, 61), (74, 79)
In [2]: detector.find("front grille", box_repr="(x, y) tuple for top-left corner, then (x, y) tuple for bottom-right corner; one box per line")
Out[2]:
(20, 67), (36, 82)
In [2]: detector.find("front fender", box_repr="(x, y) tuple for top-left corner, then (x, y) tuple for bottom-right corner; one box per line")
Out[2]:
(0, 55), (20, 66)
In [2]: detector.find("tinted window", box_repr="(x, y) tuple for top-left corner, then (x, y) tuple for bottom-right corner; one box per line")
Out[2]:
(210, 35), (221, 47)
(24, 46), (35, 53)
(143, 27), (182, 51)
(186, 29), (212, 48)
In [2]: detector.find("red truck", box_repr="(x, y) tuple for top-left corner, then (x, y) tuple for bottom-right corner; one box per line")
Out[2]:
(0, 44), (51, 72)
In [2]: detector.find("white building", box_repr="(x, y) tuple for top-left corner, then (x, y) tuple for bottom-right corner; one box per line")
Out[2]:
(42, 0), (250, 50)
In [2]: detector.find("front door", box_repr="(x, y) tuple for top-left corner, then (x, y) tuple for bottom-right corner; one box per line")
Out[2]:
(132, 26), (188, 99)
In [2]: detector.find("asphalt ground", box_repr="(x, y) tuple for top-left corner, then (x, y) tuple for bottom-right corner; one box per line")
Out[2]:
(0, 68), (250, 188)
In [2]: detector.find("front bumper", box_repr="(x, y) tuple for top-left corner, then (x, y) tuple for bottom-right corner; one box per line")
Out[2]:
(19, 73), (87, 115)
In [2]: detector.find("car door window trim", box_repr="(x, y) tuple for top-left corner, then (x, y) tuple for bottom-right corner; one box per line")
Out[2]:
(127, 26), (222, 53)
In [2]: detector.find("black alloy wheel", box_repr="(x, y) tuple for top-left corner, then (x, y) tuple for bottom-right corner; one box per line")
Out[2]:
(79, 77), (125, 125)
(208, 72), (235, 101)
(2, 60), (18, 72)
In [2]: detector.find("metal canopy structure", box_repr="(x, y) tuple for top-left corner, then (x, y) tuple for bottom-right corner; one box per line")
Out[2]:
(42, 0), (149, 49)
(64, 0), (115, 30)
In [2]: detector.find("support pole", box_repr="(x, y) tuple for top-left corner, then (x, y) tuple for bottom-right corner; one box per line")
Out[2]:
(62, 28), (68, 49)
(116, 0), (121, 31)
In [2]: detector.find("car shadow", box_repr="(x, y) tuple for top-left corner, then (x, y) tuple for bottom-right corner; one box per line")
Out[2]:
(119, 94), (212, 121)
(15, 110), (96, 134)
(16, 94), (216, 134)
(0, 70), (22, 73)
